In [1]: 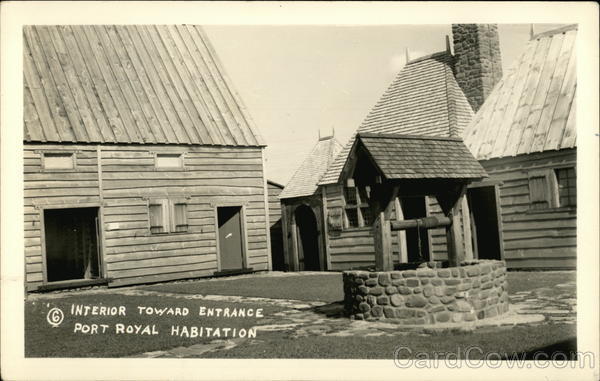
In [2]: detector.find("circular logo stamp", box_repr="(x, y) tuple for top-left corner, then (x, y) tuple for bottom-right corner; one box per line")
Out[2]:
(46, 307), (64, 328)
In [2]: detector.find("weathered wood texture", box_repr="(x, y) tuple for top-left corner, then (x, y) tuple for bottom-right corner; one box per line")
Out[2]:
(23, 25), (264, 146)
(463, 26), (577, 160)
(24, 145), (101, 289)
(267, 181), (285, 270)
(324, 184), (405, 270)
(324, 182), (477, 269)
(24, 144), (269, 290)
(481, 149), (576, 269)
(279, 136), (342, 199)
(356, 134), (487, 180)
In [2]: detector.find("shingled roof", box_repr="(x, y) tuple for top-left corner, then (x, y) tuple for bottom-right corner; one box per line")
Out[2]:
(279, 136), (343, 199)
(320, 51), (474, 185)
(23, 25), (265, 146)
(463, 25), (577, 160)
(350, 133), (487, 180)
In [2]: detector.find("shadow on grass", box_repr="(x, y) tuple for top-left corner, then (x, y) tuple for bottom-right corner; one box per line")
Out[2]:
(311, 301), (347, 318)
(503, 338), (578, 360)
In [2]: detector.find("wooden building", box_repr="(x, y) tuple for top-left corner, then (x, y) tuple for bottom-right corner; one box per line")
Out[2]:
(280, 24), (507, 271)
(340, 133), (487, 271)
(279, 135), (343, 271)
(23, 25), (271, 291)
(266, 180), (285, 270)
(463, 25), (577, 269)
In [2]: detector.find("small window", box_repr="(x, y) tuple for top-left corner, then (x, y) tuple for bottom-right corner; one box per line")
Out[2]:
(528, 167), (576, 210)
(171, 202), (188, 232)
(149, 200), (169, 234)
(148, 198), (189, 234)
(343, 179), (373, 228)
(155, 153), (183, 169)
(555, 167), (576, 207)
(43, 152), (74, 170)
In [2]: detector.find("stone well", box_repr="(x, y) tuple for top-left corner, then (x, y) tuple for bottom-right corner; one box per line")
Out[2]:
(342, 260), (509, 324)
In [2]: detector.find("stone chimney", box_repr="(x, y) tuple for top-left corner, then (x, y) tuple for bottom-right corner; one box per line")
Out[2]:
(452, 24), (503, 112)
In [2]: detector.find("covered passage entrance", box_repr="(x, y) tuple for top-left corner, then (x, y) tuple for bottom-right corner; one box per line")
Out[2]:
(44, 207), (101, 282)
(294, 205), (321, 271)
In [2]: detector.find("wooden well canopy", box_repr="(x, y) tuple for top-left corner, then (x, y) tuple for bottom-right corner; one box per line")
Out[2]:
(342, 133), (488, 270)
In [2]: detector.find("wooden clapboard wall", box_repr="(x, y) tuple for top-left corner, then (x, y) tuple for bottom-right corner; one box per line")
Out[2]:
(324, 184), (404, 270)
(24, 144), (269, 290)
(24, 145), (101, 289)
(481, 149), (576, 269)
(267, 181), (285, 270)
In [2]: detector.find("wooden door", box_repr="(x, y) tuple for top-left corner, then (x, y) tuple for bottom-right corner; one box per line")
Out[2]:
(217, 206), (245, 271)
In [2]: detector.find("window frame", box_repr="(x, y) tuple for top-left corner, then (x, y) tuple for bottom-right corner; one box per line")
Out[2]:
(147, 197), (190, 235)
(527, 166), (576, 212)
(41, 151), (77, 171)
(555, 167), (577, 208)
(342, 179), (373, 230)
(154, 152), (185, 170)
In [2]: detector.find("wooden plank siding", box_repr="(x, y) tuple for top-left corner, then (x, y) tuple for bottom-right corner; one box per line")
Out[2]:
(325, 146), (577, 270)
(24, 144), (270, 291)
(324, 184), (406, 270)
(24, 145), (101, 289)
(267, 182), (284, 270)
(323, 184), (475, 269)
(480, 149), (576, 269)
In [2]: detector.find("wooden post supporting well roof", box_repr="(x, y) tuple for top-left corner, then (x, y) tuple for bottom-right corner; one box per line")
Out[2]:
(340, 133), (487, 270)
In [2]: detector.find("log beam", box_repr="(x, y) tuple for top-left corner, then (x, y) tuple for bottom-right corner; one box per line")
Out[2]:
(391, 216), (451, 231)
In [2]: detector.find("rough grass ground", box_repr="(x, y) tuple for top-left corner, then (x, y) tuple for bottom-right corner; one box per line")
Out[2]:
(140, 270), (576, 302)
(141, 273), (345, 302)
(202, 324), (577, 359)
(25, 270), (576, 358)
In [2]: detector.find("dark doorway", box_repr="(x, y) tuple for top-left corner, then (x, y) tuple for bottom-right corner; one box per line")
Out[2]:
(44, 207), (101, 282)
(217, 206), (245, 271)
(400, 196), (431, 262)
(294, 205), (321, 271)
(468, 186), (503, 260)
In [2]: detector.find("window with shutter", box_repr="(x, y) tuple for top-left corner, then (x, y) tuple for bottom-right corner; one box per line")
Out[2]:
(149, 200), (169, 234)
(528, 169), (561, 210)
(171, 201), (188, 232)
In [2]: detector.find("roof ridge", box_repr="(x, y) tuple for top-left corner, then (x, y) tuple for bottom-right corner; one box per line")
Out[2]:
(443, 58), (457, 137)
(531, 24), (578, 40)
(358, 132), (463, 142)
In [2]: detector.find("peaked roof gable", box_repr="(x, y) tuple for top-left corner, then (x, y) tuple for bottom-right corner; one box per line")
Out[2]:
(23, 25), (265, 146)
(279, 136), (343, 199)
(463, 25), (577, 160)
(353, 133), (487, 180)
(319, 51), (474, 185)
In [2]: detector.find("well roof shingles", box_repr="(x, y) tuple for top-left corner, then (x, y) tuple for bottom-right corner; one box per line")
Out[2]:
(23, 25), (265, 147)
(357, 133), (487, 179)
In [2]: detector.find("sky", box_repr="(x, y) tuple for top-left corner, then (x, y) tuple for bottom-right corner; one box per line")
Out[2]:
(204, 24), (564, 185)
